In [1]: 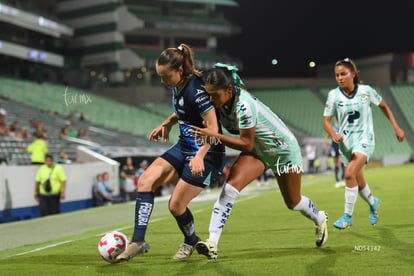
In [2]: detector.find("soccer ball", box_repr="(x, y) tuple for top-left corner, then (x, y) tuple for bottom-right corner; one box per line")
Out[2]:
(98, 231), (128, 263)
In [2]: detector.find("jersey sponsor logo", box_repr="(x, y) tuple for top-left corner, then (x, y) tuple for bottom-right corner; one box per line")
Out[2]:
(138, 202), (153, 226)
(195, 95), (208, 104)
(347, 110), (360, 124)
(239, 103), (247, 112)
(273, 136), (288, 149)
(200, 101), (210, 107)
(196, 89), (204, 95)
(240, 115), (252, 125)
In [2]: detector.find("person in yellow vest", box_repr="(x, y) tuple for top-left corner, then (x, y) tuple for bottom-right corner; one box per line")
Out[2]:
(25, 134), (48, 164)
(34, 154), (67, 216)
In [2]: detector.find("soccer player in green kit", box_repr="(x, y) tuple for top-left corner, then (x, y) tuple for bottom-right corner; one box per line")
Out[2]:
(191, 63), (328, 260)
(323, 58), (405, 229)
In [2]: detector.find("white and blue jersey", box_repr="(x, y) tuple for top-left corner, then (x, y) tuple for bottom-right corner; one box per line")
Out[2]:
(162, 74), (225, 187)
(172, 75), (225, 155)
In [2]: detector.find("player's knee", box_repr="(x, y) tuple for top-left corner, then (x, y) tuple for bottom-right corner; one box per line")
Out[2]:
(137, 172), (160, 192)
(168, 200), (182, 215)
(137, 176), (150, 190)
(344, 172), (355, 182)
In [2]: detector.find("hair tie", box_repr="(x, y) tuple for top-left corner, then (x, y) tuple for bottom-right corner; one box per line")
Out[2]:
(177, 45), (183, 52)
(214, 62), (244, 86)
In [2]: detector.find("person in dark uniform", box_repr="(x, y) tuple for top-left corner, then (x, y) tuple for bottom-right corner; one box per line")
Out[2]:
(117, 44), (225, 262)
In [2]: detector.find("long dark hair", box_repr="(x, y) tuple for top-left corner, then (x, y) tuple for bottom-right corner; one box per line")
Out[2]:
(204, 67), (234, 90)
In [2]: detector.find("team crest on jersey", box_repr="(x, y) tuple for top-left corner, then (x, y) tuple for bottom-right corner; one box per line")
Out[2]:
(360, 93), (368, 103)
(178, 97), (184, 107)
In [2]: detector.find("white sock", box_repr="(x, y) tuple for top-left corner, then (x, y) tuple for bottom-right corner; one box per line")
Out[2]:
(345, 186), (359, 215)
(293, 195), (323, 225)
(359, 183), (374, 206)
(208, 184), (239, 246)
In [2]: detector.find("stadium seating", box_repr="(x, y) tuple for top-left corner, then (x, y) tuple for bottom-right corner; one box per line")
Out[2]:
(389, 84), (414, 131)
(251, 87), (325, 138)
(0, 77), (177, 145)
(1, 77), (412, 163)
(0, 80), (175, 164)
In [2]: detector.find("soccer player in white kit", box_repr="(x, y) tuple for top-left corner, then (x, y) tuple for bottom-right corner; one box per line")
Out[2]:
(323, 58), (405, 229)
(191, 63), (328, 260)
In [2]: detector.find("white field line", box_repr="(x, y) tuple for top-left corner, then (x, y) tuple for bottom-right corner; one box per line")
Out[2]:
(8, 240), (74, 258)
(5, 217), (171, 259)
(4, 177), (322, 259)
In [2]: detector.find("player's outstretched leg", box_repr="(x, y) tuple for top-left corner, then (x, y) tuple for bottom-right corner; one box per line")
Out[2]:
(116, 191), (154, 261)
(116, 241), (150, 262)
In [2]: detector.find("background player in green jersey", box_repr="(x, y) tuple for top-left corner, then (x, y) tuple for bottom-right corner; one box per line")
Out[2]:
(191, 63), (328, 260)
(323, 58), (405, 229)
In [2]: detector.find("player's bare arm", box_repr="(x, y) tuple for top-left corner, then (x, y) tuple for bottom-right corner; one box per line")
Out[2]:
(323, 116), (343, 143)
(149, 112), (178, 142)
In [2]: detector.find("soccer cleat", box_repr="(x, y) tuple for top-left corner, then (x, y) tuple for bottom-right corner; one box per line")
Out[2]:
(116, 241), (150, 262)
(369, 197), (380, 225)
(173, 243), (196, 260)
(315, 211), (328, 247)
(333, 213), (352, 229)
(196, 239), (218, 260)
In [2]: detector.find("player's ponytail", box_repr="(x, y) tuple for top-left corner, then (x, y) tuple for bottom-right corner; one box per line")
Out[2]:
(157, 43), (202, 77)
(178, 44), (202, 77)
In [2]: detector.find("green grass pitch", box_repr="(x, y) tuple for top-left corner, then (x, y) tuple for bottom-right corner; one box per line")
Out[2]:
(0, 164), (413, 275)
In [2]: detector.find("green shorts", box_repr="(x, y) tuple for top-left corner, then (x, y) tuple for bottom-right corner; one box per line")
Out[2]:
(339, 142), (375, 166)
(256, 143), (303, 176)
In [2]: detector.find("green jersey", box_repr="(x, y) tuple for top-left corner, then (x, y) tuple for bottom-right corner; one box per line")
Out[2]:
(323, 84), (382, 161)
(218, 89), (302, 173)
